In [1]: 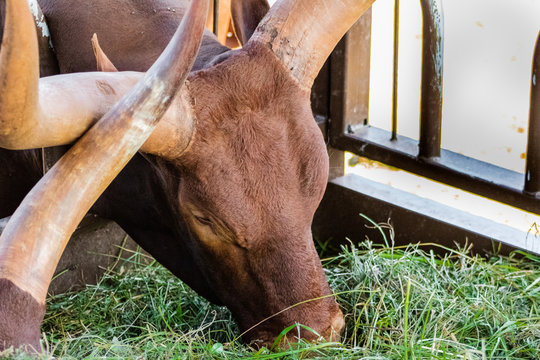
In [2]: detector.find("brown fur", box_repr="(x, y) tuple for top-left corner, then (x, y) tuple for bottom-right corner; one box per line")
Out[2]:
(39, 0), (191, 72)
(0, 279), (44, 352)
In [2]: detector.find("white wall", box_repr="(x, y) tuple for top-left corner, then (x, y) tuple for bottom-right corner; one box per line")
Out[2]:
(365, 0), (540, 231)
(369, 0), (540, 173)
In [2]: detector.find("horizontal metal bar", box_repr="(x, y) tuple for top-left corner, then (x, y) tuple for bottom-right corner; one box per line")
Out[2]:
(314, 175), (539, 255)
(330, 125), (540, 214)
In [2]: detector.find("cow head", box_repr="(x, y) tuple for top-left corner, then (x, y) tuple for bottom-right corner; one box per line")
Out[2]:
(173, 43), (341, 343)
(0, 0), (374, 351)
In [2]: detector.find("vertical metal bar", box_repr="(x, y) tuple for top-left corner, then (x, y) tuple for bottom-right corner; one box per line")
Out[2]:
(391, 0), (400, 141)
(418, 0), (444, 159)
(213, 0), (220, 36)
(328, 10), (372, 179)
(329, 10), (372, 139)
(524, 32), (540, 195)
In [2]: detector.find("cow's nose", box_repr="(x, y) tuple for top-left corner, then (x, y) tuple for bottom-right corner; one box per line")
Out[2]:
(327, 309), (345, 342)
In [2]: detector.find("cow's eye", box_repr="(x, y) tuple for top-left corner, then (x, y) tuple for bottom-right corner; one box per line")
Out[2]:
(194, 215), (213, 227)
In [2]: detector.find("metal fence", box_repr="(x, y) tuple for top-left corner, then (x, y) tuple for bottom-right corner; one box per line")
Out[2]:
(311, 3), (540, 254)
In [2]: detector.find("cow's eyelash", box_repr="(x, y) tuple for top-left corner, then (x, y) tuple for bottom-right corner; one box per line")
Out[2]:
(194, 215), (213, 227)
(191, 211), (237, 243)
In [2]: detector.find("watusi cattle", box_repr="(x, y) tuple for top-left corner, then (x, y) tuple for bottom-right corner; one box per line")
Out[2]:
(0, 0), (375, 352)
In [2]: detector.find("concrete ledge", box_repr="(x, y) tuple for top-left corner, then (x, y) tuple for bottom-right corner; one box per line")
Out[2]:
(314, 174), (540, 255)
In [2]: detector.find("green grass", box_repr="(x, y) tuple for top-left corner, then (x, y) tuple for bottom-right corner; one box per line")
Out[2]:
(2, 231), (539, 359)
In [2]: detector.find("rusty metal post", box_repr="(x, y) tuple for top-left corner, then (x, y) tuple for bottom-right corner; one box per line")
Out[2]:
(524, 32), (540, 196)
(329, 9), (372, 137)
(418, 0), (444, 159)
(327, 9), (372, 180)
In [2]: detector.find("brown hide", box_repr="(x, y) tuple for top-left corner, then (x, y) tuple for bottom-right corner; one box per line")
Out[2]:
(0, 279), (44, 352)
(39, 0), (193, 72)
(38, 0), (267, 73)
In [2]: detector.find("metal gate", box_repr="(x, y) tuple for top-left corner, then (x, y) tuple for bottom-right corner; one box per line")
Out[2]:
(311, 3), (540, 255)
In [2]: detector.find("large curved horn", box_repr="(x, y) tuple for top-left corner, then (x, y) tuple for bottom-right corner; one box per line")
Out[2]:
(0, 0), (40, 147)
(0, 0), (207, 349)
(0, 3), (193, 159)
(249, 0), (375, 88)
(0, 0), (57, 76)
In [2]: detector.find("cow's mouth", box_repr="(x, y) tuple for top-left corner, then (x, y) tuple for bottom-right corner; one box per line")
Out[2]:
(244, 306), (345, 349)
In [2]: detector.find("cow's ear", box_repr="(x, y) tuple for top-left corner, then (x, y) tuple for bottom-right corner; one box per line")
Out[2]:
(91, 33), (118, 72)
(230, 0), (270, 45)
